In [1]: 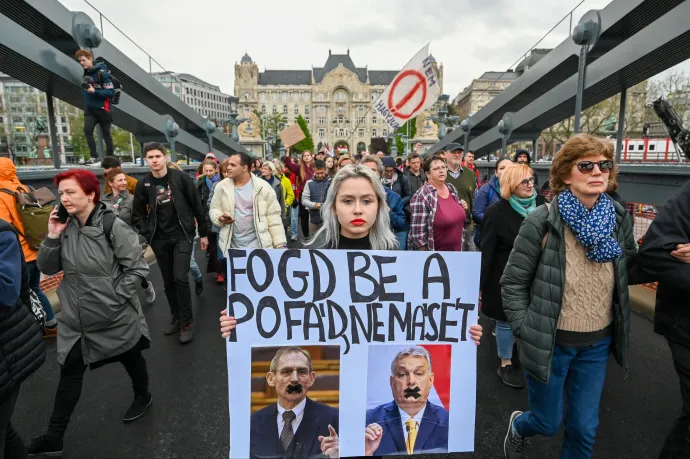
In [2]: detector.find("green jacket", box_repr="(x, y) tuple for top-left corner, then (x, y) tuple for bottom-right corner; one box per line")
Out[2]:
(500, 194), (637, 384)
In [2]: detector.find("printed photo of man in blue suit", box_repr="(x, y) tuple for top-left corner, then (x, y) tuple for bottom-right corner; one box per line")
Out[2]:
(250, 347), (340, 459)
(364, 346), (449, 456)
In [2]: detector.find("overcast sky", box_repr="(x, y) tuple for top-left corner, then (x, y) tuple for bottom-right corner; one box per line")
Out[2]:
(59, 0), (690, 98)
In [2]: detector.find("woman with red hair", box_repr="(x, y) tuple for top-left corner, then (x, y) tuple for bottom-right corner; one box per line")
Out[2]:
(28, 169), (153, 457)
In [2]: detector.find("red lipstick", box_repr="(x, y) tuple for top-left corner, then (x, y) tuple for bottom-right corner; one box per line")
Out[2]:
(350, 219), (366, 226)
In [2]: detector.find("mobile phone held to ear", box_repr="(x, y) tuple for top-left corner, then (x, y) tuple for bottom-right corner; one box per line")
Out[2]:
(57, 202), (69, 224)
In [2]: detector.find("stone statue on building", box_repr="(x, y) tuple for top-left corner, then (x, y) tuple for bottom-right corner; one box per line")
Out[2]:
(239, 112), (261, 139)
(415, 111), (439, 139)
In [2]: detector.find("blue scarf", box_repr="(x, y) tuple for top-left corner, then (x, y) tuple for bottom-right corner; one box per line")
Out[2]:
(557, 189), (622, 263)
(205, 173), (220, 191)
(508, 192), (536, 217)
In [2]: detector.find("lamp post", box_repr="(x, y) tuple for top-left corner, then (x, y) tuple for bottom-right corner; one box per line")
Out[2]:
(164, 117), (179, 162)
(430, 94), (460, 140)
(227, 95), (248, 143)
(388, 132), (398, 157)
(204, 119), (216, 153)
(460, 116), (474, 153)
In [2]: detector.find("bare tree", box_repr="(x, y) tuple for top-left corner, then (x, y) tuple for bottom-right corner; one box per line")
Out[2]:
(648, 70), (690, 125)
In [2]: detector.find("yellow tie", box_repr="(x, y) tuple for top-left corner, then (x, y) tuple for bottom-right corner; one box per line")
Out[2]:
(405, 419), (418, 454)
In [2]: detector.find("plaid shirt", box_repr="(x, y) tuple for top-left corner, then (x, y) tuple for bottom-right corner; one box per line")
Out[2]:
(408, 182), (465, 251)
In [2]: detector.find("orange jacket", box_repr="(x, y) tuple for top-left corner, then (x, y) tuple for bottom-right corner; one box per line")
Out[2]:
(104, 174), (138, 195)
(0, 158), (37, 262)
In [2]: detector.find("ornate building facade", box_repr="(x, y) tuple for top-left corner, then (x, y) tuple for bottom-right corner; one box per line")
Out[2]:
(234, 50), (443, 153)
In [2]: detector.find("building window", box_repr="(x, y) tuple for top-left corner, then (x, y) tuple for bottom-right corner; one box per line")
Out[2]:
(61, 126), (68, 133)
(318, 106), (326, 113)
(319, 129), (325, 138)
(338, 129), (345, 137)
(358, 128), (364, 137)
(294, 105), (299, 115)
(372, 129), (377, 137)
(372, 115), (377, 124)
(382, 130), (388, 137)
(260, 92), (266, 101)
(337, 106), (345, 115)
(60, 116), (66, 123)
(357, 117), (365, 124)
(244, 92), (250, 100)
(335, 90), (348, 101)
(337, 116), (344, 124)
(305, 117), (310, 125)
(358, 106), (365, 114)
(272, 105), (277, 114)
(305, 106), (310, 115)
(283, 105), (288, 114)
(281, 92), (287, 101)
(318, 116), (326, 125)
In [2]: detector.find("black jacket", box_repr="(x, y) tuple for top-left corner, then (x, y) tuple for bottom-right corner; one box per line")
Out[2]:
(249, 397), (339, 459)
(404, 169), (427, 198)
(132, 168), (208, 243)
(0, 220), (46, 401)
(630, 180), (690, 344)
(480, 198), (543, 321)
(385, 174), (411, 207)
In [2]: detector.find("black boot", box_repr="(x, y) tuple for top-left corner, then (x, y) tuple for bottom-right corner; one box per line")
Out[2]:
(123, 393), (153, 422)
(27, 435), (63, 457)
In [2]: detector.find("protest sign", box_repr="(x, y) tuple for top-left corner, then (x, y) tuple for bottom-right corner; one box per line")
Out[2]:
(372, 44), (441, 131)
(225, 248), (480, 458)
(279, 123), (307, 148)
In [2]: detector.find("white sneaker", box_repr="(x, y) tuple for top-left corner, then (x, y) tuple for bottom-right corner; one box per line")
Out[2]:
(291, 235), (297, 241)
(145, 282), (156, 304)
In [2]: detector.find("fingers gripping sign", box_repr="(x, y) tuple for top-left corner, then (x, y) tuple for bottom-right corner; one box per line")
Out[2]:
(319, 424), (339, 458)
(364, 423), (384, 456)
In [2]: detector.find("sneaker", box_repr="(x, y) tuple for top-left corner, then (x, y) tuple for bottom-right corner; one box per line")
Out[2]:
(144, 282), (156, 304)
(195, 279), (203, 296)
(27, 435), (63, 457)
(179, 324), (194, 344)
(291, 234), (297, 241)
(504, 411), (527, 459)
(216, 273), (225, 285)
(498, 365), (524, 389)
(163, 319), (179, 336)
(123, 393), (153, 422)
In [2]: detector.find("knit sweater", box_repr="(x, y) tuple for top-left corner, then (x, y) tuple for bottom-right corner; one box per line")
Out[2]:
(558, 226), (614, 332)
(445, 167), (477, 214)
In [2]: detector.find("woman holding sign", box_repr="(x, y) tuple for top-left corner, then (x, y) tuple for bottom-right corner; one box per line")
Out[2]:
(219, 164), (483, 458)
(480, 163), (543, 389)
(500, 134), (637, 459)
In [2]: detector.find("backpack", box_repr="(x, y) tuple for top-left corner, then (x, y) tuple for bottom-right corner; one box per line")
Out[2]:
(94, 57), (123, 105)
(0, 220), (47, 330)
(102, 210), (117, 253)
(0, 185), (56, 250)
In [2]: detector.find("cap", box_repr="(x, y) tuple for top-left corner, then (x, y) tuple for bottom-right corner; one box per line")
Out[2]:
(382, 156), (397, 168)
(445, 143), (464, 152)
(205, 152), (216, 158)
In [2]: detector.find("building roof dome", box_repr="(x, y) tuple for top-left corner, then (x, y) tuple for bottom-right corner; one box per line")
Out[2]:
(241, 52), (253, 64)
(427, 54), (436, 63)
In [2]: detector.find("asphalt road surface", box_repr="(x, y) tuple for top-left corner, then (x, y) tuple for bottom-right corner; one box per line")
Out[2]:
(13, 242), (680, 458)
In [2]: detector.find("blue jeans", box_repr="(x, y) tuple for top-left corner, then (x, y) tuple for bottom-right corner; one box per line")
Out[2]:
(513, 335), (612, 459)
(290, 205), (299, 239)
(189, 240), (202, 282)
(395, 231), (408, 250)
(27, 260), (55, 321)
(495, 320), (514, 360)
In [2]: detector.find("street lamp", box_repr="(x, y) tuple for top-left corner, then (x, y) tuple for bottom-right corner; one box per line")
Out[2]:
(227, 95), (248, 142)
(164, 117), (179, 162)
(388, 132), (398, 157)
(204, 119), (216, 153)
(430, 94), (460, 140)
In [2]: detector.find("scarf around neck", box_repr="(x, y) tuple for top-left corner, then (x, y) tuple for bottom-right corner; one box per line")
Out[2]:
(508, 192), (536, 217)
(382, 171), (398, 188)
(205, 173), (220, 190)
(557, 189), (622, 263)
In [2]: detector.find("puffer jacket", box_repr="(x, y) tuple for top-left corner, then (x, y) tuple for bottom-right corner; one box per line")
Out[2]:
(500, 194), (637, 384)
(209, 175), (287, 253)
(0, 157), (37, 262)
(37, 203), (150, 365)
(0, 220), (45, 401)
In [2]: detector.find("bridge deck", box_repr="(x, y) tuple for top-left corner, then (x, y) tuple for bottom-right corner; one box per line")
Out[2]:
(13, 244), (679, 458)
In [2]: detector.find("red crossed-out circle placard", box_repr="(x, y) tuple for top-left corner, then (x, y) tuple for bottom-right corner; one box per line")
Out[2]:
(387, 70), (428, 120)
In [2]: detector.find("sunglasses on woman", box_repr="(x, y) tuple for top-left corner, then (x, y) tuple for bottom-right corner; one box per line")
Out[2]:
(576, 160), (614, 173)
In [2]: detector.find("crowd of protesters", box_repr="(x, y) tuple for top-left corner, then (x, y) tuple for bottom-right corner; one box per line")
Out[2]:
(3, 132), (690, 459)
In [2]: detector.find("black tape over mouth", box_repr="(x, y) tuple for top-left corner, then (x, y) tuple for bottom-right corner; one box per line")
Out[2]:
(404, 387), (421, 399)
(286, 384), (303, 394)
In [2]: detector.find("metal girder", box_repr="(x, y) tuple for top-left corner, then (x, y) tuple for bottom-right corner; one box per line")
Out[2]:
(475, 161), (690, 206)
(457, 0), (690, 157)
(8, 0), (247, 156)
(0, 12), (214, 161)
(427, 0), (687, 156)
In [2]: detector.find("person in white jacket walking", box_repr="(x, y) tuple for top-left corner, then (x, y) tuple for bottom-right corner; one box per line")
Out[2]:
(209, 151), (287, 253)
